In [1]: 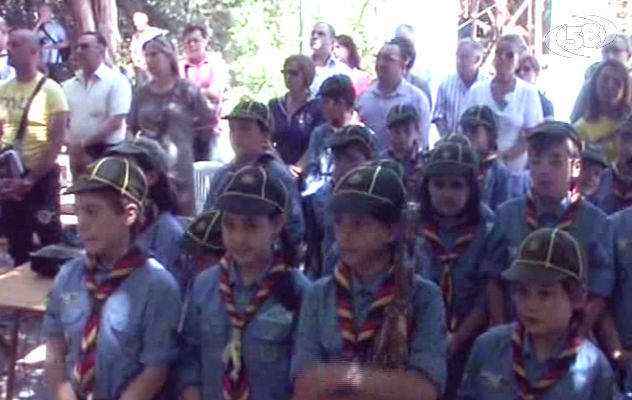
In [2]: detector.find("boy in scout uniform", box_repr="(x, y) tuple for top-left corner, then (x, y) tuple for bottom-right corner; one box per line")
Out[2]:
(576, 143), (609, 202)
(44, 157), (181, 400)
(459, 228), (617, 400)
(179, 165), (309, 400)
(483, 121), (614, 335)
(292, 162), (447, 400)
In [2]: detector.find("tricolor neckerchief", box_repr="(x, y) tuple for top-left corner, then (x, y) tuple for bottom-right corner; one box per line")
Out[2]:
(75, 246), (147, 400)
(421, 221), (477, 332)
(525, 191), (582, 232)
(512, 323), (582, 400)
(334, 262), (396, 361)
(613, 164), (632, 204)
(219, 254), (289, 400)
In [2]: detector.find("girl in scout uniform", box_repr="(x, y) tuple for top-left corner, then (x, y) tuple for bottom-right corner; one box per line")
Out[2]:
(292, 162), (447, 400)
(179, 165), (309, 400)
(458, 228), (617, 400)
(107, 137), (184, 276)
(415, 141), (493, 400)
(44, 157), (181, 400)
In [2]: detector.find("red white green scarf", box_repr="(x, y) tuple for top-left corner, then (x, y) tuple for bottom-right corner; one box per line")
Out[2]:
(525, 191), (582, 232)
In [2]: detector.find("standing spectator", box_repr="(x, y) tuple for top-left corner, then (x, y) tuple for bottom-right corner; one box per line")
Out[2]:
(517, 54), (554, 119)
(180, 24), (229, 161)
(465, 34), (543, 173)
(129, 11), (165, 85)
(333, 35), (372, 96)
(128, 36), (215, 216)
(0, 30), (68, 266)
(573, 59), (632, 163)
(393, 26), (433, 107)
(570, 34), (631, 123)
(63, 32), (132, 176)
(33, 4), (69, 83)
(433, 38), (488, 137)
(309, 22), (352, 94)
(357, 38), (431, 152)
(0, 18), (14, 83)
(269, 55), (325, 165)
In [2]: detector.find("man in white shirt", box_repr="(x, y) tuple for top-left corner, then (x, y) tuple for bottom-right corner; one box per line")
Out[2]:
(433, 38), (488, 137)
(310, 22), (352, 94)
(0, 18), (15, 83)
(63, 32), (132, 175)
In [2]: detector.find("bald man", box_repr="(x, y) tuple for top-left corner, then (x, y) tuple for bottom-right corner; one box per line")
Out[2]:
(0, 29), (68, 266)
(0, 18), (14, 83)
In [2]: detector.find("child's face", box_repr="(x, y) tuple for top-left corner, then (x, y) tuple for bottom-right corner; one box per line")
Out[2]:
(617, 132), (632, 169)
(76, 192), (134, 258)
(229, 119), (266, 158)
(334, 213), (393, 269)
(323, 98), (346, 123)
(389, 122), (418, 154)
(428, 174), (471, 218)
(528, 142), (575, 199)
(514, 282), (577, 337)
(221, 212), (283, 267)
(465, 125), (491, 153)
(577, 162), (605, 196)
(332, 145), (368, 183)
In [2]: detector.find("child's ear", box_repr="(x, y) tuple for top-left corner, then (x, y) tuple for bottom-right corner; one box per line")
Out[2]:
(571, 159), (582, 179)
(571, 285), (589, 311)
(271, 213), (287, 237)
(124, 203), (141, 227)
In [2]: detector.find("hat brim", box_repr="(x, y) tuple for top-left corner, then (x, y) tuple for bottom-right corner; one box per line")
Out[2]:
(501, 261), (570, 285)
(65, 177), (115, 196)
(329, 191), (393, 214)
(107, 142), (161, 171)
(424, 162), (474, 177)
(325, 136), (369, 150)
(460, 117), (495, 130)
(216, 193), (280, 216)
(582, 155), (609, 169)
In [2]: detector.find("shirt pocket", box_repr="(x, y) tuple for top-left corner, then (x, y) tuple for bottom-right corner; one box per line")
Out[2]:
(108, 309), (142, 357)
(478, 370), (514, 398)
(200, 319), (228, 361)
(60, 305), (86, 352)
(250, 316), (293, 364)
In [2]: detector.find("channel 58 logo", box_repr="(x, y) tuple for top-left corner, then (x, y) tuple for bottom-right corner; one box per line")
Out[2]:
(545, 15), (618, 58)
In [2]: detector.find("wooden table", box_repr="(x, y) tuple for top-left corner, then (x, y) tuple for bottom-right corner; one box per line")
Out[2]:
(0, 265), (53, 400)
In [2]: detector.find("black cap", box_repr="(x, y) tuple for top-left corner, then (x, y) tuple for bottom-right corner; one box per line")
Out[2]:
(527, 121), (583, 152)
(216, 166), (288, 216)
(182, 210), (225, 255)
(460, 105), (497, 133)
(387, 103), (421, 128)
(325, 124), (374, 153)
(108, 137), (169, 173)
(223, 100), (274, 132)
(581, 143), (609, 169)
(424, 141), (478, 177)
(331, 162), (405, 215)
(502, 228), (587, 285)
(66, 156), (147, 206)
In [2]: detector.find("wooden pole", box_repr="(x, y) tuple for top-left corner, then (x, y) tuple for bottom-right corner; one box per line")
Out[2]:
(535, 0), (543, 58)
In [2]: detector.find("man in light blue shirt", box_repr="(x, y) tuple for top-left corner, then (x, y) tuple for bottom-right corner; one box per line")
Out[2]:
(34, 4), (69, 82)
(309, 23), (352, 94)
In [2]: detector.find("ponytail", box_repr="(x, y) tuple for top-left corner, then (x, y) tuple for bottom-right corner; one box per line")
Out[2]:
(273, 221), (302, 313)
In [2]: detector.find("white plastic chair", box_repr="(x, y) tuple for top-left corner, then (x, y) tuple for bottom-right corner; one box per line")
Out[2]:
(194, 161), (224, 213)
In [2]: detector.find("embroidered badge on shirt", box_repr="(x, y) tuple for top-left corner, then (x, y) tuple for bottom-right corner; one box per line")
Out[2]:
(480, 371), (505, 390)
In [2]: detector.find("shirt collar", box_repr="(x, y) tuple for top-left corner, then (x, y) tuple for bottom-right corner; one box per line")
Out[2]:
(0, 49), (7, 57)
(522, 329), (572, 362)
(350, 269), (389, 297)
(183, 53), (211, 68)
(77, 63), (108, 83)
(532, 192), (572, 219)
(372, 79), (406, 98)
(229, 260), (274, 288)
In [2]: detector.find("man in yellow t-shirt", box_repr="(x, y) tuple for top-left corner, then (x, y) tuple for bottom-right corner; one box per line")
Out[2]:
(0, 29), (68, 266)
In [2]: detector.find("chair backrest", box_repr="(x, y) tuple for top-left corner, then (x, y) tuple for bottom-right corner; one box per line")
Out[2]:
(194, 161), (224, 213)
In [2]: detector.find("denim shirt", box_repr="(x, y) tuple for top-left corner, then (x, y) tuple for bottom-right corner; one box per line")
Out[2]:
(304, 123), (336, 177)
(415, 207), (494, 328)
(481, 159), (511, 211)
(135, 212), (184, 278)
(43, 256), (182, 400)
(312, 182), (335, 269)
(203, 159), (305, 245)
(291, 272), (447, 394)
(595, 169), (632, 215)
(611, 208), (632, 349)
(458, 324), (617, 400)
(178, 265), (310, 400)
(481, 196), (615, 320)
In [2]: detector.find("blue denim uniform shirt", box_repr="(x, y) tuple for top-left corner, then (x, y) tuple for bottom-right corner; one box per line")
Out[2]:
(594, 169), (632, 215)
(178, 264), (310, 400)
(43, 256), (182, 400)
(458, 323), (617, 400)
(481, 159), (511, 211)
(611, 208), (632, 349)
(136, 211), (184, 279)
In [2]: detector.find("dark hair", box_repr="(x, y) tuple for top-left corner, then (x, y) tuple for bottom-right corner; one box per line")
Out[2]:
(268, 211), (302, 313)
(284, 54), (316, 90)
(389, 36), (416, 71)
(99, 188), (145, 237)
(562, 278), (586, 337)
(464, 124), (498, 152)
(527, 133), (581, 159)
(418, 169), (482, 226)
(182, 24), (208, 39)
(81, 31), (108, 48)
(585, 58), (632, 121)
(320, 74), (356, 108)
(335, 34), (361, 69)
(148, 173), (179, 214)
(331, 141), (373, 161)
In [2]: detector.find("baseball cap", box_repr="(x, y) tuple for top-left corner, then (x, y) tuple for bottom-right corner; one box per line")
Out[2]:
(325, 124), (374, 153)
(387, 104), (421, 128)
(65, 156), (148, 206)
(216, 165), (288, 216)
(331, 162), (405, 215)
(108, 137), (169, 173)
(581, 143), (609, 169)
(223, 100), (274, 132)
(423, 141), (478, 177)
(526, 121), (583, 152)
(460, 105), (497, 133)
(182, 209), (225, 256)
(502, 228), (587, 285)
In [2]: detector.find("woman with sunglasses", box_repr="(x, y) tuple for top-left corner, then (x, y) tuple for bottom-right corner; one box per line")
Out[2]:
(268, 55), (325, 165)
(516, 54), (554, 120)
(464, 34), (543, 173)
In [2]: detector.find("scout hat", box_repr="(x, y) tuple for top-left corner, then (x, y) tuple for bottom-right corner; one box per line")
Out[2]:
(581, 143), (609, 169)
(325, 124), (374, 154)
(66, 157), (148, 206)
(526, 121), (583, 152)
(223, 100), (274, 133)
(423, 141), (478, 177)
(108, 137), (169, 173)
(460, 105), (498, 133)
(502, 228), (587, 285)
(387, 103), (421, 128)
(216, 165), (288, 216)
(331, 162), (405, 215)
(182, 210), (225, 256)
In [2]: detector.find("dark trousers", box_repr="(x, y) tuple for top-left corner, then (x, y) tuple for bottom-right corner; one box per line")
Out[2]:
(1, 166), (62, 266)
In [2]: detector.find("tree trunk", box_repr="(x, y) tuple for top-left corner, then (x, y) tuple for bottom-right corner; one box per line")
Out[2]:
(66, 0), (96, 34)
(93, 0), (120, 63)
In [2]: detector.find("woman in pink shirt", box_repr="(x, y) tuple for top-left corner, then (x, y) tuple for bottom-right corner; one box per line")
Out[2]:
(333, 35), (371, 96)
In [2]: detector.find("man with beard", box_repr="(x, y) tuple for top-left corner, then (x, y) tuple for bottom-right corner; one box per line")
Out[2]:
(309, 22), (352, 94)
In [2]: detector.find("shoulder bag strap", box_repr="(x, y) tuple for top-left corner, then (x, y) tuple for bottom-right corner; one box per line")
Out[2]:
(15, 77), (48, 148)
